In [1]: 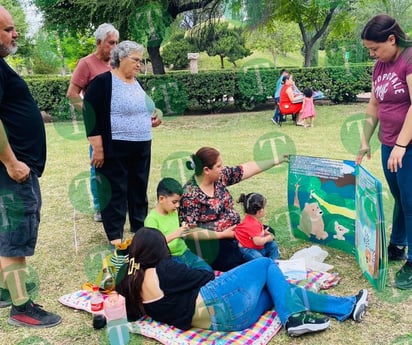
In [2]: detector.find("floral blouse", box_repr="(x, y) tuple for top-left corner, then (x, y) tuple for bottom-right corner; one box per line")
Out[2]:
(179, 166), (244, 232)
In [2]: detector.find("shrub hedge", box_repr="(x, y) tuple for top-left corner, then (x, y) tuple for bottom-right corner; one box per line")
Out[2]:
(23, 64), (373, 121)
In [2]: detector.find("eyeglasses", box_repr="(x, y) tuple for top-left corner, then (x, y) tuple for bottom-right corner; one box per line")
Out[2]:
(128, 56), (142, 64)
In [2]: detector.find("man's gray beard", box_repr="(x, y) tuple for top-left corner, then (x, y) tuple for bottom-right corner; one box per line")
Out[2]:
(0, 44), (18, 57)
(10, 45), (18, 55)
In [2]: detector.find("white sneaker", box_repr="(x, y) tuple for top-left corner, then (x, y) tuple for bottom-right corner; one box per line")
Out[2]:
(94, 212), (102, 222)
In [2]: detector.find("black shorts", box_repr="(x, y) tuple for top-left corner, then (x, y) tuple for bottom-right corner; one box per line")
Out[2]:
(0, 167), (40, 257)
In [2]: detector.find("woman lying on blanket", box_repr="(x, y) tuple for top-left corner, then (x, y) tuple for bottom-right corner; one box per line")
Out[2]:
(116, 227), (368, 337)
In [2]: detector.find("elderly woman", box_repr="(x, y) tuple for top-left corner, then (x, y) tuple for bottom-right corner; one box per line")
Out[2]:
(83, 40), (162, 245)
(179, 147), (287, 271)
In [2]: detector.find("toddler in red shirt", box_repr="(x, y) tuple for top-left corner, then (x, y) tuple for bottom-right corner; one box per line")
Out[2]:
(235, 193), (280, 261)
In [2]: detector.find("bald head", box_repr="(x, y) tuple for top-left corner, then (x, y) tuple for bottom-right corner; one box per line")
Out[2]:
(0, 6), (18, 57)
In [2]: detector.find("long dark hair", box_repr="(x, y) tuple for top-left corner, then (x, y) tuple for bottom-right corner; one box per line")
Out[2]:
(116, 227), (171, 321)
(282, 75), (291, 84)
(361, 14), (412, 48)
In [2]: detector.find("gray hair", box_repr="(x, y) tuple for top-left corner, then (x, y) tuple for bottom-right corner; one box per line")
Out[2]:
(110, 40), (144, 68)
(94, 23), (119, 43)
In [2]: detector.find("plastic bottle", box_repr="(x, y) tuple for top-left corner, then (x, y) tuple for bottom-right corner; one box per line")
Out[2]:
(90, 285), (106, 329)
(104, 292), (130, 345)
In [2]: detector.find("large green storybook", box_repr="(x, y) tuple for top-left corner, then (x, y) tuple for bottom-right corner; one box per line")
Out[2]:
(287, 155), (387, 290)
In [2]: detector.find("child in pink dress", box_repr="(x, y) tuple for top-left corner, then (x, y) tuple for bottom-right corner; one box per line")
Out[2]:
(299, 88), (316, 128)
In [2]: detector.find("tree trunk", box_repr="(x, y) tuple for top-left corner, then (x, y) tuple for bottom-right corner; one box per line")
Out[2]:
(147, 46), (165, 75)
(220, 55), (225, 69)
(269, 49), (278, 68)
(298, 7), (337, 68)
(303, 41), (312, 67)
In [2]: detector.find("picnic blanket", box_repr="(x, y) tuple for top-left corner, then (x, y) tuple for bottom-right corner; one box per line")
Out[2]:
(129, 310), (281, 345)
(59, 269), (340, 345)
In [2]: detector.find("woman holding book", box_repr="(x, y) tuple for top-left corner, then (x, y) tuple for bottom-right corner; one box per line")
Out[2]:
(357, 14), (412, 289)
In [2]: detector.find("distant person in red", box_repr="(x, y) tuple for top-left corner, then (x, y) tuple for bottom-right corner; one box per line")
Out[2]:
(278, 75), (303, 124)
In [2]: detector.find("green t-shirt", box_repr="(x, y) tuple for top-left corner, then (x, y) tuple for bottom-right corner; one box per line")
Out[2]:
(144, 209), (188, 256)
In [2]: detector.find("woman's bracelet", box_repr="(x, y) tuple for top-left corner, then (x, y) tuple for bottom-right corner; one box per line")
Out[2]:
(395, 143), (408, 148)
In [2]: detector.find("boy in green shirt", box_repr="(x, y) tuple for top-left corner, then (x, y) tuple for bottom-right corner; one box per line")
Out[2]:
(144, 178), (213, 272)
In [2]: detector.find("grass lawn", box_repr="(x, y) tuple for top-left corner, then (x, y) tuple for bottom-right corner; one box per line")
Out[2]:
(1, 103), (411, 345)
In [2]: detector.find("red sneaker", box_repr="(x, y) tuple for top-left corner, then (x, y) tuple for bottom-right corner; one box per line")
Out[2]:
(8, 300), (61, 328)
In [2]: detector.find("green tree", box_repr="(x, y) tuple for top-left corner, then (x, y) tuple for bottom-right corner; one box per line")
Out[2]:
(161, 33), (195, 70)
(190, 21), (251, 68)
(235, 0), (354, 67)
(59, 31), (95, 71)
(245, 20), (301, 67)
(31, 29), (60, 74)
(349, 0), (412, 33)
(324, 0), (412, 66)
(33, 0), (224, 74)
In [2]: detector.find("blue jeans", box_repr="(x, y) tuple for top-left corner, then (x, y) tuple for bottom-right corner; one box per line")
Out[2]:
(239, 241), (280, 261)
(381, 144), (412, 261)
(89, 145), (100, 212)
(185, 238), (245, 272)
(200, 258), (355, 332)
(272, 97), (281, 122)
(172, 249), (213, 272)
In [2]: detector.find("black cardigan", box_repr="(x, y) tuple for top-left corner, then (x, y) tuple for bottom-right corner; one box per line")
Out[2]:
(83, 71), (116, 158)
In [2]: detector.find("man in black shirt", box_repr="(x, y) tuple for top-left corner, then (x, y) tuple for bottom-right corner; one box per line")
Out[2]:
(0, 6), (61, 327)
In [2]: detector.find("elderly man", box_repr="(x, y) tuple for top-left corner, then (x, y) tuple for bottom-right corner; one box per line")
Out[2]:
(67, 23), (119, 222)
(0, 6), (61, 327)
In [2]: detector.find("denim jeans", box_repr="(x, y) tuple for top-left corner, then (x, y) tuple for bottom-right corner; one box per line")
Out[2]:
(0, 168), (41, 257)
(89, 145), (100, 212)
(185, 238), (245, 272)
(172, 249), (214, 272)
(200, 257), (355, 332)
(381, 144), (412, 261)
(239, 241), (280, 261)
(272, 97), (281, 122)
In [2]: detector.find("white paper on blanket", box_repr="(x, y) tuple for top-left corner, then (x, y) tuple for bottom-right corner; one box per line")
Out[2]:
(277, 258), (307, 280)
(290, 245), (334, 272)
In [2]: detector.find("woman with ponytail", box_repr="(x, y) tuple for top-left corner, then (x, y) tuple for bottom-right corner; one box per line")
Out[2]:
(179, 147), (287, 271)
(116, 227), (368, 337)
(357, 14), (412, 289)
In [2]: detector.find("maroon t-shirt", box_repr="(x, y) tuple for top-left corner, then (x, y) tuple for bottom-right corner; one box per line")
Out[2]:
(70, 53), (111, 94)
(373, 47), (412, 146)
